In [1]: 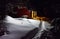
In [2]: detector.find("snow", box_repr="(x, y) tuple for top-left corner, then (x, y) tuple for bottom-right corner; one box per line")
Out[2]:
(0, 15), (52, 39)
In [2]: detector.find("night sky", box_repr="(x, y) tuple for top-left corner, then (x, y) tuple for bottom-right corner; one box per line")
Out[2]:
(28, 0), (60, 18)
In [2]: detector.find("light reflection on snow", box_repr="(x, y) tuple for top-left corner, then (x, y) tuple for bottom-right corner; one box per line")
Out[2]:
(0, 15), (52, 39)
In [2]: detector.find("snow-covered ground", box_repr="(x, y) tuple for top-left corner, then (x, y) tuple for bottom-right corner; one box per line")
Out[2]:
(0, 15), (52, 39)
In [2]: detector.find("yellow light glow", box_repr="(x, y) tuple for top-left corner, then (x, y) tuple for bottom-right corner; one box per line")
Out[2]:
(31, 10), (49, 21)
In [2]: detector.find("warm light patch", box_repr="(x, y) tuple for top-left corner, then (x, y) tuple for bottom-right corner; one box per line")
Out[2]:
(31, 10), (49, 21)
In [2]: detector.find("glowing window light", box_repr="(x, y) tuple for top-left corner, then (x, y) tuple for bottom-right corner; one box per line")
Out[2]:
(31, 10), (49, 21)
(32, 10), (37, 18)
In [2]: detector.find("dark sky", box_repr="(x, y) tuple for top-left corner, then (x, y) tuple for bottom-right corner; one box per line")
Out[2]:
(0, 0), (60, 18)
(28, 0), (60, 18)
